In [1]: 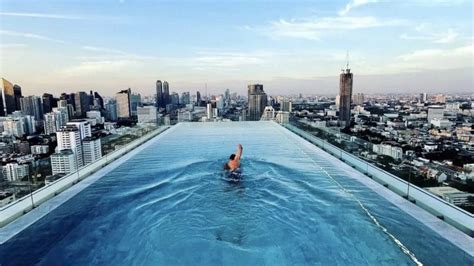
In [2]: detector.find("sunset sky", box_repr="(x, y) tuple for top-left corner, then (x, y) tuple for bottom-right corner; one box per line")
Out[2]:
(0, 0), (472, 96)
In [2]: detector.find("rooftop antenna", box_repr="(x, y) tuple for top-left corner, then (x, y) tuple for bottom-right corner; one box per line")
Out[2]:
(346, 50), (349, 70)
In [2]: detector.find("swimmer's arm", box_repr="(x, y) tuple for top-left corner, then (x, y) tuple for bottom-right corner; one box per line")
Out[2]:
(235, 144), (243, 160)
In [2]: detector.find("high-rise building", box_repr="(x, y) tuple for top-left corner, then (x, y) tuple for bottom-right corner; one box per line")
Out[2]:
(93, 92), (104, 110)
(163, 81), (170, 106)
(67, 120), (91, 140)
(43, 107), (69, 135)
(20, 96), (43, 121)
(435, 94), (446, 104)
(56, 125), (83, 167)
(261, 106), (275, 121)
(427, 106), (444, 123)
(82, 137), (102, 165)
(156, 80), (163, 109)
(74, 92), (90, 118)
(352, 93), (365, 106)
(420, 93), (428, 103)
(181, 92), (190, 105)
(130, 93), (141, 116)
(105, 100), (118, 121)
(281, 101), (292, 112)
(1, 78), (17, 115)
(42, 93), (57, 114)
(51, 149), (78, 175)
(338, 68), (353, 128)
(206, 103), (213, 119)
(116, 89), (131, 119)
(196, 91), (201, 106)
(170, 92), (179, 106)
(247, 84), (267, 121)
(2, 118), (25, 137)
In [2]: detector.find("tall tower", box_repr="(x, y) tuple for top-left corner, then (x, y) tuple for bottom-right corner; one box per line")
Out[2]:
(1, 78), (16, 115)
(163, 81), (170, 106)
(339, 66), (353, 128)
(116, 88), (131, 119)
(156, 80), (163, 108)
(248, 84), (267, 121)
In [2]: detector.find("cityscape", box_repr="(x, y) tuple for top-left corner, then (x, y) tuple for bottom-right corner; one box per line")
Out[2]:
(0, 0), (473, 265)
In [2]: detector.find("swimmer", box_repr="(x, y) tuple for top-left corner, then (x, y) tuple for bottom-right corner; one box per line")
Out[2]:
(224, 144), (243, 171)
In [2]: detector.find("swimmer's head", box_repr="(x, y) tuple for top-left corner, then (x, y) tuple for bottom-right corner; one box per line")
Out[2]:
(229, 154), (236, 160)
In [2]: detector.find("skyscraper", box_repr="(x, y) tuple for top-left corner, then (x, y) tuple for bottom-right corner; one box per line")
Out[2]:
(156, 80), (163, 108)
(20, 96), (43, 121)
(116, 88), (131, 119)
(1, 78), (17, 115)
(42, 93), (57, 114)
(74, 91), (90, 118)
(163, 81), (170, 106)
(248, 84), (267, 121)
(196, 91), (201, 106)
(338, 68), (353, 128)
(130, 93), (141, 116)
(13, 84), (22, 111)
(56, 125), (84, 167)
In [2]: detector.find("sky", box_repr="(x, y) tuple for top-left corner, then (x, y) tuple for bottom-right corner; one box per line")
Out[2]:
(0, 0), (473, 96)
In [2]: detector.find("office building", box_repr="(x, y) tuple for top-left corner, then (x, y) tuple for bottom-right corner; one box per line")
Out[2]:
(116, 89), (131, 119)
(105, 100), (118, 121)
(163, 81), (170, 107)
(1, 78), (18, 116)
(276, 111), (290, 124)
(42, 93), (57, 113)
(338, 68), (353, 127)
(156, 80), (163, 109)
(2, 118), (25, 137)
(196, 91), (202, 106)
(352, 93), (365, 106)
(248, 84), (267, 121)
(86, 111), (104, 124)
(130, 93), (141, 116)
(20, 96), (43, 121)
(74, 91), (90, 118)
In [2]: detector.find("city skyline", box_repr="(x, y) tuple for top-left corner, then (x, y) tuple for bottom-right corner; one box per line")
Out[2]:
(0, 0), (472, 96)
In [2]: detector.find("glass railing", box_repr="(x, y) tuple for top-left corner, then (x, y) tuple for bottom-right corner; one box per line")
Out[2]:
(0, 125), (169, 227)
(284, 121), (473, 236)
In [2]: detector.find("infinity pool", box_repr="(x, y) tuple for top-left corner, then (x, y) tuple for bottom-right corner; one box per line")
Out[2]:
(0, 122), (472, 265)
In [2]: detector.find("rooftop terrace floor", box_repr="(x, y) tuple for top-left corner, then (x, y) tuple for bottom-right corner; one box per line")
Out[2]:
(0, 122), (472, 265)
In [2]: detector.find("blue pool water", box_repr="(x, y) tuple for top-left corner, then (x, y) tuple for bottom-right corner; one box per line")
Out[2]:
(1, 122), (472, 265)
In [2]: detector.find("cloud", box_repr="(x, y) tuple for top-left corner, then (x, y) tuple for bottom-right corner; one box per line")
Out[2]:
(394, 45), (473, 71)
(401, 28), (459, 44)
(0, 12), (84, 20)
(59, 60), (140, 76)
(80, 45), (157, 60)
(339, 0), (378, 16)
(256, 16), (403, 40)
(0, 30), (65, 43)
(82, 46), (128, 55)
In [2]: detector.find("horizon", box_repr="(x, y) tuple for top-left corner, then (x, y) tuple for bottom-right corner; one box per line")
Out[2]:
(0, 0), (473, 96)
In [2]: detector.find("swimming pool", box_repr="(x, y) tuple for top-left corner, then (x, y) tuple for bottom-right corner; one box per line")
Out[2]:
(0, 122), (472, 265)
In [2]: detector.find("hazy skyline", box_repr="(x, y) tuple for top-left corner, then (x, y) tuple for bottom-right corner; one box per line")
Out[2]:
(0, 0), (472, 96)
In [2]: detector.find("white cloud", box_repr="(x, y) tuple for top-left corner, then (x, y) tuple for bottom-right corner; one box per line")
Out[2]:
(401, 28), (459, 44)
(82, 46), (128, 55)
(339, 0), (378, 16)
(394, 45), (473, 70)
(59, 60), (140, 76)
(0, 30), (65, 43)
(0, 12), (84, 20)
(259, 16), (403, 40)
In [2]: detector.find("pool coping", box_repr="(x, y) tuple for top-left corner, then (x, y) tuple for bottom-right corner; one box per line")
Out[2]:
(0, 124), (181, 245)
(273, 122), (474, 257)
